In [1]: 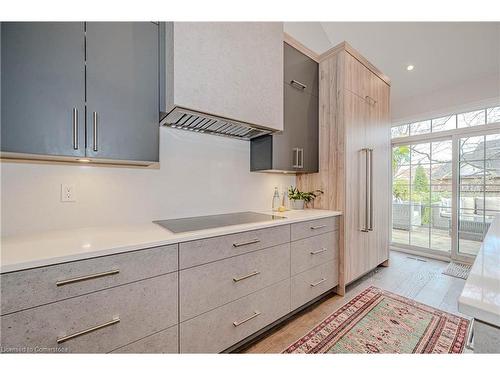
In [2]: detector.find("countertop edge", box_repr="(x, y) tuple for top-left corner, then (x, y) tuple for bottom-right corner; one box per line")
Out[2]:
(1, 210), (342, 274)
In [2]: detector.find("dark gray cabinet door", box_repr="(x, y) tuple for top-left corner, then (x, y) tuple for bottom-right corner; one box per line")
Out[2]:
(283, 42), (318, 97)
(284, 82), (318, 173)
(1, 22), (85, 157)
(86, 22), (159, 162)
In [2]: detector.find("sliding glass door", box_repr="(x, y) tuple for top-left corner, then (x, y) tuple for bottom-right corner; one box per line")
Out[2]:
(392, 139), (452, 254)
(391, 105), (500, 262)
(456, 133), (500, 259)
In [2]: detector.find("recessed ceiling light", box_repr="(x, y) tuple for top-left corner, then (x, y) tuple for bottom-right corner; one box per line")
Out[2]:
(406, 65), (415, 71)
(77, 158), (90, 163)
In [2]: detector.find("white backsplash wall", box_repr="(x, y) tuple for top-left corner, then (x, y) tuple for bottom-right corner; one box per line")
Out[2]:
(0, 127), (295, 237)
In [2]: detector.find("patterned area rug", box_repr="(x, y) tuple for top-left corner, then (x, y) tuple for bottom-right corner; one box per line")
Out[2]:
(442, 262), (472, 280)
(283, 286), (469, 354)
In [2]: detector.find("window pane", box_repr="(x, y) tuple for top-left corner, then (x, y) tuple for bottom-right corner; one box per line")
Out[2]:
(459, 187), (483, 211)
(432, 115), (456, 132)
(479, 193), (500, 211)
(430, 205), (451, 252)
(392, 203), (410, 245)
(431, 185), (452, 207)
(458, 109), (486, 128)
(485, 210), (500, 223)
(409, 120), (431, 135)
(392, 145), (411, 166)
(391, 124), (409, 138)
(431, 163), (452, 185)
(485, 161), (500, 185)
(487, 106), (500, 124)
(460, 136), (484, 161)
(485, 133), (500, 160)
(460, 161), (484, 184)
(431, 140), (452, 162)
(458, 209), (485, 256)
(411, 223), (430, 249)
(411, 143), (430, 164)
(411, 164), (430, 202)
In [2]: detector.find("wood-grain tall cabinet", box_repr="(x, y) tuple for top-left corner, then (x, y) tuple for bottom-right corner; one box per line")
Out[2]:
(297, 42), (391, 295)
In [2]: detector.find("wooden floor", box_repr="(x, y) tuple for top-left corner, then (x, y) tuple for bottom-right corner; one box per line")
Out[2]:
(242, 250), (469, 353)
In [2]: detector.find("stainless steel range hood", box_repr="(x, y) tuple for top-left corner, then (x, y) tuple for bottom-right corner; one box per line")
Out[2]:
(160, 107), (274, 141)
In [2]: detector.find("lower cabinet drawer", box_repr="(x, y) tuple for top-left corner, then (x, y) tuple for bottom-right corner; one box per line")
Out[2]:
(291, 231), (338, 275)
(291, 216), (338, 241)
(180, 243), (290, 321)
(180, 279), (291, 353)
(1, 244), (178, 315)
(111, 325), (179, 353)
(291, 261), (338, 311)
(0, 273), (178, 353)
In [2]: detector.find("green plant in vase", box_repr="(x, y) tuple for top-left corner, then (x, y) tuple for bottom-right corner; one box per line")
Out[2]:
(288, 187), (324, 210)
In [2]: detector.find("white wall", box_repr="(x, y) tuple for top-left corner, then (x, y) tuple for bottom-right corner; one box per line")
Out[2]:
(0, 128), (295, 237)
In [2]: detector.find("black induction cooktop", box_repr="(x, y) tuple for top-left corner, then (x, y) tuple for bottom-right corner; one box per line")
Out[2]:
(153, 211), (285, 233)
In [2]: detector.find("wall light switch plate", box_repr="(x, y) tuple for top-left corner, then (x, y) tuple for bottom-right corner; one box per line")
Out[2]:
(61, 184), (76, 202)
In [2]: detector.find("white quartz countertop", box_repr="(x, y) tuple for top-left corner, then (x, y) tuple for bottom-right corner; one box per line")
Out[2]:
(459, 214), (500, 327)
(0, 209), (342, 274)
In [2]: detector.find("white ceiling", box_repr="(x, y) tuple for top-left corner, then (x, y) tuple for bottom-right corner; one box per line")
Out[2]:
(284, 22), (500, 120)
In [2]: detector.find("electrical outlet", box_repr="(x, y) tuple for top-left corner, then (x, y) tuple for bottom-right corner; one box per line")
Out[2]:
(61, 184), (76, 202)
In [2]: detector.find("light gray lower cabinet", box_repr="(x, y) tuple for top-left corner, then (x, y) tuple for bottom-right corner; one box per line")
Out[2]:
(291, 232), (339, 275)
(0, 218), (340, 354)
(111, 325), (178, 354)
(179, 224), (290, 269)
(179, 243), (290, 321)
(1, 273), (178, 353)
(291, 261), (338, 311)
(1, 244), (178, 315)
(180, 279), (291, 353)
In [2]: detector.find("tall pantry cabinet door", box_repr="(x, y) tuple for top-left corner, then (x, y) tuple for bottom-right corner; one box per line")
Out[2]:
(367, 75), (391, 267)
(343, 89), (370, 284)
(85, 22), (159, 162)
(1, 22), (86, 157)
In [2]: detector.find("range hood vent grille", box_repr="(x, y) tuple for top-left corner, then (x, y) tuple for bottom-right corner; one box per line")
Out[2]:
(160, 107), (273, 140)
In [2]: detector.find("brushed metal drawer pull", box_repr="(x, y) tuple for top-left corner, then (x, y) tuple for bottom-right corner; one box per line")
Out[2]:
(56, 269), (120, 287)
(310, 278), (327, 287)
(310, 248), (327, 255)
(465, 318), (475, 350)
(233, 311), (261, 327)
(57, 317), (120, 344)
(233, 270), (260, 282)
(232, 239), (260, 247)
(310, 225), (327, 230)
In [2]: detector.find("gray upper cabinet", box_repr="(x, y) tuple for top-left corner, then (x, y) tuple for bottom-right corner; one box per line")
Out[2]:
(250, 42), (318, 173)
(1, 22), (86, 157)
(284, 43), (319, 97)
(1, 22), (161, 165)
(86, 22), (159, 162)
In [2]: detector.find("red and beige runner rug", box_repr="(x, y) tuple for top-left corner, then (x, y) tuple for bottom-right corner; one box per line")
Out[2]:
(283, 286), (469, 354)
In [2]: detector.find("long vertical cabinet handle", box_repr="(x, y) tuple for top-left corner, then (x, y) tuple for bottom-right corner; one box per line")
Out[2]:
(92, 112), (98, 152)
(292, 148), (299, 168)
(362, 148), (370, 232)
(72, 108), (79, 150)
(300, 148), (304, 168)
(369, 148), (374, 231)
